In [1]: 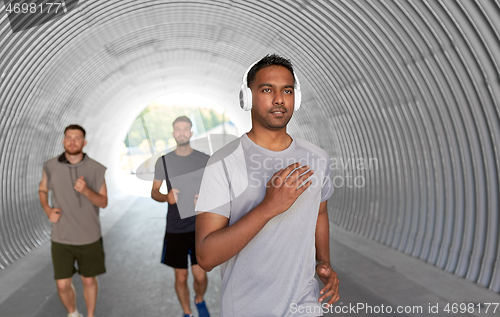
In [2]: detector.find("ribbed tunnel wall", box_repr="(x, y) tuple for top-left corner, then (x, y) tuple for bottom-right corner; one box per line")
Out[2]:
(0, 0), (499, 292)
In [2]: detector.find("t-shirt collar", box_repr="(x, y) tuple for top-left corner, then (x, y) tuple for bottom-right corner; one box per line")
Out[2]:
(242, 133), (297, 156)
(58, 152), (87, 164)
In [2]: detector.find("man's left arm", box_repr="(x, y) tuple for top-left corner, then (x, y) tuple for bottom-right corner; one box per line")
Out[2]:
(75, 176), (108, 208)
(315, 200), (339, 307)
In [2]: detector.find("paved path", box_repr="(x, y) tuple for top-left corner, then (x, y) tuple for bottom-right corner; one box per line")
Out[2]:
(0, 195), (498, 317)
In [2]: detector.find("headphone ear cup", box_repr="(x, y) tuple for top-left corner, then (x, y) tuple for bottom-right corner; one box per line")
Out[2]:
(239, 84), (252, 111)
(294, 89), (301, 111)
(239, 86), (245, 109)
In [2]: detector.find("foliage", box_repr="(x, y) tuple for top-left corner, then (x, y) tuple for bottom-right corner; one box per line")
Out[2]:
(124, 102), (227, 151)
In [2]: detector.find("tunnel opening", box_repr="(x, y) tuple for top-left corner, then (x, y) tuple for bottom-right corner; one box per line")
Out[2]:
(114, 92), (240, 198)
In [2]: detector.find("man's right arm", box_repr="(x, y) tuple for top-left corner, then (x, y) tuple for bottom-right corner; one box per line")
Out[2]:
(151, 179), (178, 204)
(196, 202), (274, 271)
(151, 180), (167, 202)
(195, 162), (313, 271)
(38, 170), (61, 223)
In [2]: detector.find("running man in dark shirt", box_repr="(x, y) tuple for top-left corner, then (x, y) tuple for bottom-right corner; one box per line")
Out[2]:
(151, 116), (210, 317)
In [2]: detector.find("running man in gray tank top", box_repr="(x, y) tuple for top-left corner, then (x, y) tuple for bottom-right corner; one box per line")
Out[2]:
(195, 55), (340, 316)
(39, 125), (107, 317)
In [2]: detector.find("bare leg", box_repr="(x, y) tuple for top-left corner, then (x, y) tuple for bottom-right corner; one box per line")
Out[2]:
(56, 278), (77, 314)
(191, 264), (208, 303)
(81, 276), (98, 317)
(174, 268), (192, 315)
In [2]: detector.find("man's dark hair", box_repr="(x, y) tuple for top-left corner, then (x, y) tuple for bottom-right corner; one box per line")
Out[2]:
(247, 54), (295, 87)
(64, 124), (86, 138)
(172, 115), (192, 128)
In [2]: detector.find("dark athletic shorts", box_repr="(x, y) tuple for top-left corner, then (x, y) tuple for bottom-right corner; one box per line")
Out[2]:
(161, 231), (197, 269)
(51, 238), (106, 279)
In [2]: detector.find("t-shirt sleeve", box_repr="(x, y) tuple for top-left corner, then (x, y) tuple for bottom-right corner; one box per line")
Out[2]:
(195, 156), (231, 218)
(321, 156), (334, 202)
(154, 156), (167, 181)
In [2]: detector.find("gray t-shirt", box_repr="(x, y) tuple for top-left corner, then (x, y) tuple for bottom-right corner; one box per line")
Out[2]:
(43, 153), (106, 245)
(196, 133), (334, 317)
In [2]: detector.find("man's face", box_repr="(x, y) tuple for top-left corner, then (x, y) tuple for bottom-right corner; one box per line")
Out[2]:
(250, 65), (295, 130)
(63, 129), (86, 155)
(172, 121), (193, 146)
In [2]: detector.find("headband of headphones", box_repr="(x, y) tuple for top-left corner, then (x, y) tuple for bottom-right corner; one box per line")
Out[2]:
(239, 60), (302, 111)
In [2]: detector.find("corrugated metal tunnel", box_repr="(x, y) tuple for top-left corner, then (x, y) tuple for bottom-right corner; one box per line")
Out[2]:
(0, 0), (499, 295)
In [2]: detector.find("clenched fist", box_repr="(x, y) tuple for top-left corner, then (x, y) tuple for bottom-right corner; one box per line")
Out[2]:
(47, 208), (62, 223)
(166, 188), (179, 204)
(74, 176), (87, 193)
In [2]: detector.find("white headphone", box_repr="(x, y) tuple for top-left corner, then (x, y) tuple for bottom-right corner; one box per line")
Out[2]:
(239, 60), (302, 111)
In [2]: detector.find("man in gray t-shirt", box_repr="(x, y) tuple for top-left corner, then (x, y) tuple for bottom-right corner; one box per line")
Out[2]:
(195, 55), (340, 316)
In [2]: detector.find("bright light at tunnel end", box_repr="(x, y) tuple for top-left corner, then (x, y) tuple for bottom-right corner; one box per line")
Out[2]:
(154, 93), (225, 114)
(115, 92), (230, 197)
